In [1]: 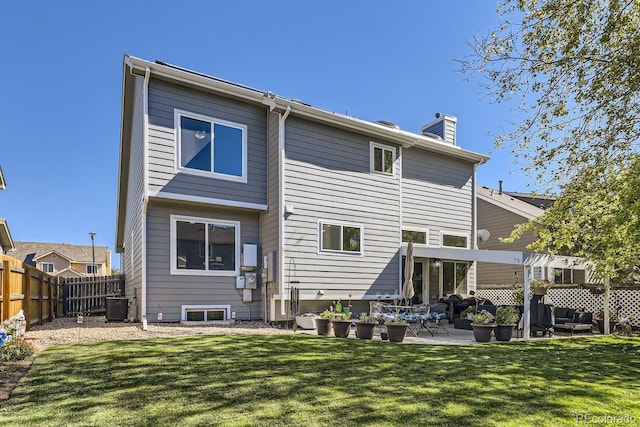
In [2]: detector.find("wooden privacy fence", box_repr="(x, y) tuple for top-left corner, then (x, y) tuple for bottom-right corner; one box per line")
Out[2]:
(62, 274), (125, 316)
(1, 254), (63, 331)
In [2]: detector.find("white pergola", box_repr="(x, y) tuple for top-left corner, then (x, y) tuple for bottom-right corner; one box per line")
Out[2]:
(403, 246), (594, 341)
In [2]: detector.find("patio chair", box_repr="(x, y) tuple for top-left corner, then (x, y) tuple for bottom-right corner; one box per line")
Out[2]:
(402, 304), (434, 337)
(426, 303), (449, 335)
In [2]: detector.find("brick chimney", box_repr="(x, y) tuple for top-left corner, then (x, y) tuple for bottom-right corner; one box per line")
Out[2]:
(421, 113), (457, 145)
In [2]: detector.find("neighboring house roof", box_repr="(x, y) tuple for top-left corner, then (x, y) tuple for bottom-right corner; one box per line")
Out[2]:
(10, 241), (110, 267)
(0, 165), (5, 190)
(117, 55), (491, 252)
(476, 186), (545, 220)
(0, 219), (15, 252)
(504, 191), (556, 210)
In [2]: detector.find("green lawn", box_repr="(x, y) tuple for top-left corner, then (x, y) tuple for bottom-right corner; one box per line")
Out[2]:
(1, 335), (639, 426)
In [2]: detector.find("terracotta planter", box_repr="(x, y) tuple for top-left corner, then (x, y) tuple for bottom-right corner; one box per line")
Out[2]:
(316, 318), (332, 336)
(471, 324), (496, 342)
(385, 323), (408, 342)
(495, 324), (516, 341)
(331, 320), (352, 338)
(355, 322), (377, 340)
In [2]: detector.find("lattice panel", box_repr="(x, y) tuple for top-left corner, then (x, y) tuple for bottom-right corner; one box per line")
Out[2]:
(475, 288), (640, 326)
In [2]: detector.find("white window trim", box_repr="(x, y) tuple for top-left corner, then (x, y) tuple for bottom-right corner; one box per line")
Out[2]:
(181, 304), (231, 321)
(401, 228), (430, 246)
(41, 262), (54, 273)
(440, 231), (470, 249)
(170, 214), (241, 276)
(369, 141), (397, 176)
(86, 264), (99, 274)
(317, 220), (364, 256)
(174, 109), (248, 183)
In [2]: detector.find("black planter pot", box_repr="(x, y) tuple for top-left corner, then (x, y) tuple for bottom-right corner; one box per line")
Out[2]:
(495, 324), (516, 342)
(355, 322), (377, 340)
(454, 319), (473, 330)
(471, 324), (496, 342)
(385, 323), (408, 342)
(316, 318), (332, 336)
(331, 320), (352, 338)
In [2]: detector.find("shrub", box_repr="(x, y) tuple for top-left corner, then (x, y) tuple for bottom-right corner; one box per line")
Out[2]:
(471, 309), (495, 325)
(496, 306), (520, 325)
(0, 337), (34, 363)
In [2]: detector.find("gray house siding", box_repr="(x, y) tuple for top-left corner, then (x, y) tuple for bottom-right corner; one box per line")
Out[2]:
(476, 198), (536, 286)
(282, 117), (401, 305)
(123, 76), (145, 320)
(402, 148), (473, 240)
(145, 201), (262, 322)
(146, 79), (268, 205)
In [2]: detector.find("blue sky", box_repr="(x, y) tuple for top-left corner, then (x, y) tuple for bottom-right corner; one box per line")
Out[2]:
(1, 1), (527, 269)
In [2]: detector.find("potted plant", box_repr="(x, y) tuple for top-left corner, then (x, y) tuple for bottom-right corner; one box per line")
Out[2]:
(470, 309), (496, 342)
(495, 306), (520, 341)
(531, 278), (552, 295)
(316, 310), (334, 336)
(331, 312), (352, 338)
(455, 306), (475, 330)
(355, 313), (378, 340)
(385, 315), (408, 343)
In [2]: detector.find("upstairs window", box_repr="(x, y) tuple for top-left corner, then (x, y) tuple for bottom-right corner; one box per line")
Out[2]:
(41, 262), (54, 273)
(402, 229), (428, 245)
(370, 142), (396, 175)
(442, 233), (469, 249)
(319, 222), (363, 255)
(87, 265), (98, 275)
(175, 110), (247, 182)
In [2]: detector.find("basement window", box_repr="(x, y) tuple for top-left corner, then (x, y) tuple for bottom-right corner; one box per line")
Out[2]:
(182, 305), (231, 321)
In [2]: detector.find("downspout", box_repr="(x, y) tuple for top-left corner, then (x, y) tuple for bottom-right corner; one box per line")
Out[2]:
(471, 164), (478, 293)
(141, 66), (150, 330)
(279, 106), (291, 316)
(398, 147), (403, 295)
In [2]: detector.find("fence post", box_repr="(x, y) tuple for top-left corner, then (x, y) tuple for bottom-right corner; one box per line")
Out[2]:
(23, 266), (31, 330)
(2, 260), (9, 322)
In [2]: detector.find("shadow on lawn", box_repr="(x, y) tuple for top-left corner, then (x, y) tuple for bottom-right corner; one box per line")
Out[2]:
(2, 335), (639, 426)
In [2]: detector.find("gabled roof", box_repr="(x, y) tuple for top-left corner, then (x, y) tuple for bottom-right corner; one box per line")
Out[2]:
(0, 219), (15, 252)
(117, 55), (491, 252)
(0, 165), (5, 190)
(54, 267), (86, 278)
(476, 186), (545, 220)
(10, 241), (110, 267)
(34, 249), (72, 262)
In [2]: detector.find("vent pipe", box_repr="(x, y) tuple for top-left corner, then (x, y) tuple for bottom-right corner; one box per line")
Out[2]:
(499, 180), (503, 195)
